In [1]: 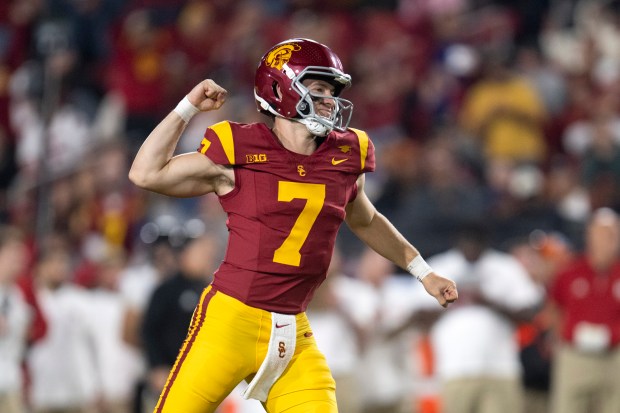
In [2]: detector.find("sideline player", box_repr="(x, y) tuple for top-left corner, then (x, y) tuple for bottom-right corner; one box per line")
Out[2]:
(129, 38), (458, 413)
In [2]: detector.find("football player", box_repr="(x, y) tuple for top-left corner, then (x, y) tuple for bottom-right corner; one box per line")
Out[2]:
(129, 38), (458, 413)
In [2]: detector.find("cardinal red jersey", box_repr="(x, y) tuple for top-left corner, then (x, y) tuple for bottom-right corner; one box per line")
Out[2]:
(549, 256), (620, 346)
(197, 121), (375, 313)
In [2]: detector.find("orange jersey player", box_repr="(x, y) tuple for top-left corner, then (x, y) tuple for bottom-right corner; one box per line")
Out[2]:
(129, 38), (458, 413)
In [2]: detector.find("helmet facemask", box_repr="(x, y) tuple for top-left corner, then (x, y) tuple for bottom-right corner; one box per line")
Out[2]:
(289, 65), (353, 136)
(255, 62), (353, 137)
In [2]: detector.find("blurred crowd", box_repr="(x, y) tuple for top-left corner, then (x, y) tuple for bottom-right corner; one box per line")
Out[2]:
(1, 0), (620, 412)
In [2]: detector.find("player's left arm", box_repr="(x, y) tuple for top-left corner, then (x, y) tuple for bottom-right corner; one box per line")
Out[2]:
(345, 174), (458, 307)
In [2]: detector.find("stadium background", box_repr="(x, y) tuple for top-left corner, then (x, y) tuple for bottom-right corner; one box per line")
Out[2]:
(0, 0), (618, 412)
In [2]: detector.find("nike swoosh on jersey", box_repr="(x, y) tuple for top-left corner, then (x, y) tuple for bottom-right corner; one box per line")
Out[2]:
(331, 157), (348, 165)
(275, 323), (291, 328)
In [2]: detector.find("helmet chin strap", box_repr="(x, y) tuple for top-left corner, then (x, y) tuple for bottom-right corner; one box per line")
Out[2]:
(255, 91), (334, 137)
(296, 118), (331, 137)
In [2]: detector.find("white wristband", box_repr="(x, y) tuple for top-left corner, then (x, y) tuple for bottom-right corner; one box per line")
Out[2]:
(173, 96), (200, 123)
(406, 255), (433, 282)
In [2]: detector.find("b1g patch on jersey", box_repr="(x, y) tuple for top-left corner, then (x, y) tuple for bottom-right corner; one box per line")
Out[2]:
(246, 153), (268, 163)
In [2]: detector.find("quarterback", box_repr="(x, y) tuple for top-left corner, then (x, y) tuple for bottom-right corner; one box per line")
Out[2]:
(129, 38), (458, 413)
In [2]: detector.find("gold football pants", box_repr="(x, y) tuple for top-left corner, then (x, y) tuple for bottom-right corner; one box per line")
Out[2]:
(154, 286), (337, 413)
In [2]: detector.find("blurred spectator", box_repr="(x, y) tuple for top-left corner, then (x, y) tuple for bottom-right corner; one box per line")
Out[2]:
(89, 141), (141, 252)
(119, 231), (179, 350)
(389, 136), (487, 257)
(0, 226), (31, 413)
(26, 241), (98, 413)
(140, 234), (219, 412)
(169, 0), (219, 91)
(508, 230), (573, 413)
(562, 90), (620, 159)
(573, 0), (620, 81)
(354, 247), (421, 413)
(459, 49), (548, 164)
(206, 0), (271, 94)
(0, 0), (43, 139)
(88, 249), (144, 413)
(514, 44), (566, 120)
(579, 108), (620, 210)
(349, 11), (417, 132)
(548, 207), (620, 413)
(376, 135), (421, 192)
(486, 160), (566, 246)
(116, 228), (178, 413)
(9, 58), (95, 181)
(307, 247), (376, 413)
(423, 222), (544, 413)
(106, 9), (173, 150)
(545, 155), (591, 247)
(119, 235), (176, 345)
(45, 0), (124, 97)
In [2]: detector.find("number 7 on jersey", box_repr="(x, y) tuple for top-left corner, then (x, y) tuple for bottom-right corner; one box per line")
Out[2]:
(273, 181), (326, 267)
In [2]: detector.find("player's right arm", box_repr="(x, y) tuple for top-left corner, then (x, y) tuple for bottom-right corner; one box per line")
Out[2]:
(128, 79), (233, 197)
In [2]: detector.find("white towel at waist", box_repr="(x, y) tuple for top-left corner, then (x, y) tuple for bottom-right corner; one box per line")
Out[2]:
(241, 312), (296, 402)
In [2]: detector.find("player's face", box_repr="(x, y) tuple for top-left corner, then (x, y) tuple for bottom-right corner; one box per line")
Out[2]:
(302, 79), (336, 119)
(587, 213), (620, 268)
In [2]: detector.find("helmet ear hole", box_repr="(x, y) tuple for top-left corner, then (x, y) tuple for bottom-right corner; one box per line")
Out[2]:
(272, 82), (281, 99)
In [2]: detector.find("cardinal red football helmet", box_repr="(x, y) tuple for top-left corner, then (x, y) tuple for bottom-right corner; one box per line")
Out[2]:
(254, 38), (353, 136)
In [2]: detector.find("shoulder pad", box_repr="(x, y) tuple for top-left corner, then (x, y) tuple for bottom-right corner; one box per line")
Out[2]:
(197, 121), (267, 166)
(346, 128), (376, 173)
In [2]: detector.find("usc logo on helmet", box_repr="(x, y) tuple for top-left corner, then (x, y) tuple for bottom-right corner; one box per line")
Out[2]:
(265, 43), (301, 70)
